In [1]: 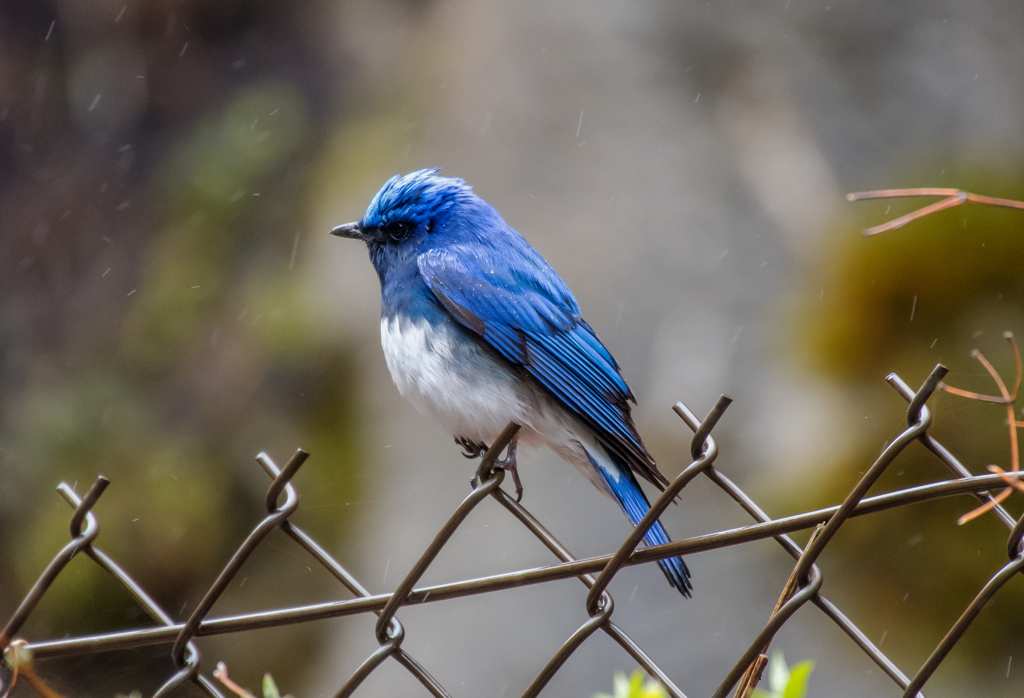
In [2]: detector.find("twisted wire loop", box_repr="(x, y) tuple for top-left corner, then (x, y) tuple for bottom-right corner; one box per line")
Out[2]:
(1, 476), (107, 654)
(0, 476), (108, 698)
(709, 364), (947, 698)
(490, 486), (686, 698)
(55, 486), (224, 698)
(154, 449), (309, 698)
(886, 370), (1024, 698)
(0, 474), (224, 698)
(674, 392), (915, 691)
(887, 374), (1019, 530)
(901, 491), (1024, 697)
(8, 467), (1015, 662)
(7, 362), (1024, 697)
(253, 455), (452, 698)
(525, 396), (731, 698)
(334, 422), (520, 698)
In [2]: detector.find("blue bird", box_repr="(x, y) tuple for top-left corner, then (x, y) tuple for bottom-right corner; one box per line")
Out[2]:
(331, 169), (690, 596)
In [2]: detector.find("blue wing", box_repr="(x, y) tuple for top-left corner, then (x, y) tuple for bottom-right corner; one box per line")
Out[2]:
(417, 244), (667, 488)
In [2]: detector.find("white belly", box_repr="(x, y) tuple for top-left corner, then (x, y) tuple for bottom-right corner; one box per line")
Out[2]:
(380, 315), (616, 495)
(380, 316), (527, 444)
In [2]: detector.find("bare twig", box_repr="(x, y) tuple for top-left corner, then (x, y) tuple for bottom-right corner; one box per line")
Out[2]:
(846, 188), (1024, 236)
(938, 333), (1024, 524)
(214, 662), (259, 698)
(5, 641), (65, 698)
(734, 525), (825, 698)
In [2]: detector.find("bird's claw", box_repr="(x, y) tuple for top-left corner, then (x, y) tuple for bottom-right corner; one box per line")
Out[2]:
(456, 437), (488, 460)
(464, 435), (522, 501)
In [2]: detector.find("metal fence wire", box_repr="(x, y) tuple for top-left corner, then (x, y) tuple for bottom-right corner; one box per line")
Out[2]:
(3, 362), (1024, 698)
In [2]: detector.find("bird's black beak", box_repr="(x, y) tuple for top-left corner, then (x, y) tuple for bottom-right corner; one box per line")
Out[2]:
(330, 221), (366, 240)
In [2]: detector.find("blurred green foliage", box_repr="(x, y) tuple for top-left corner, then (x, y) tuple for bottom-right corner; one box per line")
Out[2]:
(751, 653), (814, 698)
(0, 74), (363, 692)
(261, 673), (293, 698)
(594, 669), (669, 698)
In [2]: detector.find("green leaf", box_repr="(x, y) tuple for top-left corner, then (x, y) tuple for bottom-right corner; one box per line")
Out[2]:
(639, 677), (670, 698)
(594, 669), (669, 698)
(782, 661), (815, 698)
(263, 674), (281, 698)
(768, 652), (790, 694)
(630, 670), (645, 694)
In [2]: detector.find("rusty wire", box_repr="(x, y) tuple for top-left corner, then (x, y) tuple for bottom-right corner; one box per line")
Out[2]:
(2, 364), (1024, 698)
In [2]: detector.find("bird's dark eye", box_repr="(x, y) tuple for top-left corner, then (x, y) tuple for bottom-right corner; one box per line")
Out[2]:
(383, 221), (412, 242)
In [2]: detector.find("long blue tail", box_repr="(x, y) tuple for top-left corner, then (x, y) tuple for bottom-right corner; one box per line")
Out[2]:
(586, 449), (691, 596)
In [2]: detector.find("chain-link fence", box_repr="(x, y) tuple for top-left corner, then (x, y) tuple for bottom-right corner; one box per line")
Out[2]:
(2, 362), (1023, 698)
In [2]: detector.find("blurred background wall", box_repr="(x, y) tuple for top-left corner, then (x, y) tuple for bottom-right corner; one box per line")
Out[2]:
(1, 0), (1023, 696)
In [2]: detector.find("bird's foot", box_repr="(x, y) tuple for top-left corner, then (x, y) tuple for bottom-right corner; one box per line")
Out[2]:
(464, 435), (523, 501)
(493, 441), (523, 502)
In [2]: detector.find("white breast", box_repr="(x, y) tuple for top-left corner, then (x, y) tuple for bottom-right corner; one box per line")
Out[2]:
(380, 316), (528, 444)
(380, 315), (621, 495)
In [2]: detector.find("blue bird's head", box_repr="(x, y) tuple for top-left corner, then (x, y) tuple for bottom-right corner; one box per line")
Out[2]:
(330, 168), (474, 250)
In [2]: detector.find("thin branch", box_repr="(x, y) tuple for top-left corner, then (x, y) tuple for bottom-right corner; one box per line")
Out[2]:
(941, 337), (1024, 525)
(987, 465), (1024, 493)
(972, 349), (1013, 402)
(939, 384), (1011, 404)
(4, 640), (65, 698)
(1007, 332), (1022, 399)
(733, 525), (825, 697)
(846, 188), (1024, 236)
(957, 490), (1012, 525)
(214, 662), (259, 698)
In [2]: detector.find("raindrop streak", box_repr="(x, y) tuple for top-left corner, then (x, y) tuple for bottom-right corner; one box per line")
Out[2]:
(1008, 656), (1013, 678)
(383, 557), (390, 586)
(576, 109), (583, 138)
(89, 94), (102, 112)
(910, 295), (917, 321)
(115, 6), (127, 22)
(289, 232), (300, 270)
(45, 20), (55, 41)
